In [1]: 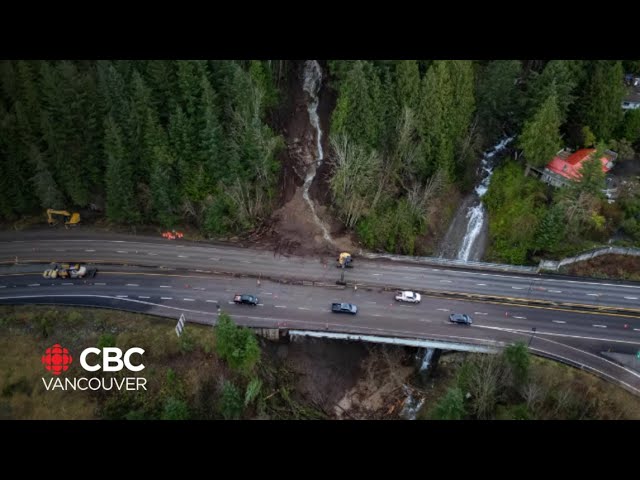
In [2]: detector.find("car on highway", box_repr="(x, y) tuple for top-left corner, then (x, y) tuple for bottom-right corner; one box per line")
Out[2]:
(233, 294), (259, 305)
(449, 313), (473, 325)
(331, 302), (358, 314)
(394, 291), (421, 303)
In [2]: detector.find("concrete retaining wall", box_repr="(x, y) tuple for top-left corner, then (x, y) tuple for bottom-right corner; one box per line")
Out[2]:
(539, 246), (640, 272)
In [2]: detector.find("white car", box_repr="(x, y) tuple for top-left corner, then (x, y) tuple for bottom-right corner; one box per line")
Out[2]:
(394, 291), (421, 303)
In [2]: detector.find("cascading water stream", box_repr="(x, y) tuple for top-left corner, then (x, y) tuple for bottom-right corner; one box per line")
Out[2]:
(301, 61), (333, 244)
(453, 136), (514, 261)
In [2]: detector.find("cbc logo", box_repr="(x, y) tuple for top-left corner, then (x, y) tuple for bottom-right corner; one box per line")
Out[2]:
(42, 344), (145, 374)
(81, 347), (145, 372)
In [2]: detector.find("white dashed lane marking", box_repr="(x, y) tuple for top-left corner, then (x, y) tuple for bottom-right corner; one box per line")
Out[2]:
(148, 253), (158, 256)
(183, 298), (195, 302)
(474, 312), (487, 316)
(160, 285), (171, 288)
(178, 255), (188, 258)
(553, 320), (566, 324)
(625, 297), (638, 300)
(116, 250), (128, 253)
(161, 297), (173, 300)
(116, 295), (128, 298)
(28, 284), (40, 287)
(62, 283), (73, 286)
(126, 284), (139, 287)
(476, 283), (487, 286)
(512, 287), (523, 290)
(275, 305), (287, 309)
(437, 308), (449, 312)
(85, 249), (95, 252)
(138, 296), (150, 299)
(592, 324), (607, 328)
(298, 307), (309, 310)
(209, 257), (220, 261)
(206, 300), (218, 303)
(587, 293), (600, 297)
(94, 283), (106, 286)
(513, 316), (527, 319)
(548, 290), (562, 293)
(440, 280), (452, 283)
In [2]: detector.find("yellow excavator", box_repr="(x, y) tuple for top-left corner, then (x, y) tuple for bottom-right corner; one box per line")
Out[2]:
(46, 209), (80, 228)
(336, 252), (353, 268)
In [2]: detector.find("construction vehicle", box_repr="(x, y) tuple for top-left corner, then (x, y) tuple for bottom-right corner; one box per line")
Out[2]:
(47, 209), (80, 227)
(336, 252), (353, 268)
(43, 263), (97, 279)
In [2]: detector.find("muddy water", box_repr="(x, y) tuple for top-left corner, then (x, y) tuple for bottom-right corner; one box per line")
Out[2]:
(301, 60), (333, 245)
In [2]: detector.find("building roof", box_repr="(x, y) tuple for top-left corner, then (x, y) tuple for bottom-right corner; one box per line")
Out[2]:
(623, 86), (640, 105)
(545, 148), (613, 180)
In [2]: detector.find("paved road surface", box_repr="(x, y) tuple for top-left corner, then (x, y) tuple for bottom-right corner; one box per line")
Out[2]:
(2, 270), (640, 394)
(1, 232), (640, 312)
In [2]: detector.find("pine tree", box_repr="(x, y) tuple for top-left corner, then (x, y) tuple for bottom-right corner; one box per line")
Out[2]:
(29, 145), (64, 209)
(144, 60), (177, 125)
(526, 60), (578, 122)
(55, 61), (91, 206)
(330, 61), (378, 150)
(0, 61), (17, 104)
(476, 60), (522, 138)
(518, 93), (562, 168)
(198, 73), (224, 186)
(104, 115), (137, 223)
(578, 60), (625, 141)
(395, 60), (421, 110)
(620, 109), (640, 144)
(150, 144), (179, 227)
(576, 148), (606, 196)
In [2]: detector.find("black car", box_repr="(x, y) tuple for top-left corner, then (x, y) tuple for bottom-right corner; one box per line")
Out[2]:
(234, 294), (259, 305)
(449, 313), (473, 325)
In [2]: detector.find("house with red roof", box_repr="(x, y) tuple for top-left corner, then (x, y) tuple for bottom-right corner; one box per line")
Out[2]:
(540, 148), (617, 188)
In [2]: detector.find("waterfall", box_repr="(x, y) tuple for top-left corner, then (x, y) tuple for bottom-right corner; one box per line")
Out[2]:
(302, 60), (333, 244)
(455, 136), (515, 261)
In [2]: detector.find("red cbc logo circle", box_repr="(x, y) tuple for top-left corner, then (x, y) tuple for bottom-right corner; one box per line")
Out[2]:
(41, 344), (73, 375)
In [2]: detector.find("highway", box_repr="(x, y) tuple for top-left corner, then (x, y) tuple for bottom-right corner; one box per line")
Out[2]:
(2, 269), (640, 393)
(1, 230), (640, 393)
(2, 231), (640, 312)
